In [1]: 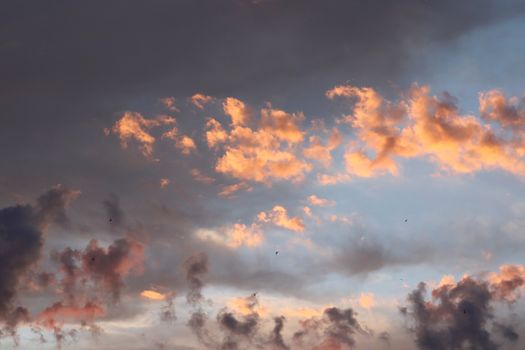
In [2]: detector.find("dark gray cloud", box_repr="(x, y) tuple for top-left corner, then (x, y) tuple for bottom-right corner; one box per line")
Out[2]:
(401, 277), (522, 350)
(0, 186), (77, 332)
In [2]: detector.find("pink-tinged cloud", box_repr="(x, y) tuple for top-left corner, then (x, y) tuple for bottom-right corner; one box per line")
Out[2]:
(307, 195), (336, 207)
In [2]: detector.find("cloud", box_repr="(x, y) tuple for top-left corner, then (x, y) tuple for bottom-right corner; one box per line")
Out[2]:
(183, 253), (208, 306)
(293, 307), (365, 349)
(160, 97), (180, 113)
(257, 205), (305, 233)
(401, 265), (525, 350)
(140, 290), (167, 301)
(328, 84), (525, 178)
(303, 128), (342, 167)
(0, 186), (78, 331)
(206, 101), (312, 183)
(218, 182), (252, 198)
(110, 112), (175, 159)
(196, 223), (263, 249)
(80, 238), (145, 301)
(223, 97), (253, 127)
(307, 195), (335, 207)
(190, 94), (214, 110)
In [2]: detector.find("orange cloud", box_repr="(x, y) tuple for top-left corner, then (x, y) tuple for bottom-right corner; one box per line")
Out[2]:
(223, 97), (252, 126)
(303, 128), (342, 166)
(207, 100), (312, 183)
(260, 106), (305, 144)
(328, 84), (525, 178)
(258, 205), (305, 233)
(111, 112), (175, 158)
(160, 97), (180, 112)
(176, 135), (197, 155)
(141, 289), (167, 301)
(205, 118), (229, 148)
(190, 93), (213, 109)
(488, 264), (525, 302)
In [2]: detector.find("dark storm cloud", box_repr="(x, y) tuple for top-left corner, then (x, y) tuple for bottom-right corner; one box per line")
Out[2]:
(2, 0), (524, 101)
(0, 186), (77, 330)
(401, 276), (524, 350)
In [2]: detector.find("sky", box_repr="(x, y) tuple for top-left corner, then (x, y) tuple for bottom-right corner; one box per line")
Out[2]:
(2, 1), (525, 349)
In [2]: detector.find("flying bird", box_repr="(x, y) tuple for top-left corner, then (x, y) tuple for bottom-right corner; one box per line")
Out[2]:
(275, 251), (279, 255)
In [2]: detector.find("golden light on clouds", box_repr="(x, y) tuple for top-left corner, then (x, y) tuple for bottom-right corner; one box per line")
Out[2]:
(140, 290), (167, 301)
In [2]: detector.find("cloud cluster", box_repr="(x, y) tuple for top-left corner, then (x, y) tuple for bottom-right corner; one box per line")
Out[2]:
(109, 111), (196, 159)
(402, 264), (525, 350)
(0, 186), (78, 333)
(328, 84), (525, 178)
(206, 99), (312, 183)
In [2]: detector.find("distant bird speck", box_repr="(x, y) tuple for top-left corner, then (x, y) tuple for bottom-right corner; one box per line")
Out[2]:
(275, 251), (279, 255)
(109, 217), (113, 223)
(404, 219), (408, 222)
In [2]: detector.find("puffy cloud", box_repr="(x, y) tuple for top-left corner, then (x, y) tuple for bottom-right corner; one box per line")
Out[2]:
(303, 128), (342, 167)
(328, 84), (525, 178)
(0, 186), (78, 331)
(258, 205), (305, 233)
(223, 97), (253, 126)
(205, 118), (229, 149)
(110, 112), (175, 158)
(176, 135), (197, 155)
(190, 93), (214, 110)
(206, 101), (312, 183)
(307, 195), (335, 207)
(260, 106), (305, 144)
(402, 265), (525, 350)
(161, 124), (197, 155)
(80, 238), (145, 301)
(479, 90), (525, 129)
(487, 264), (525, 302)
